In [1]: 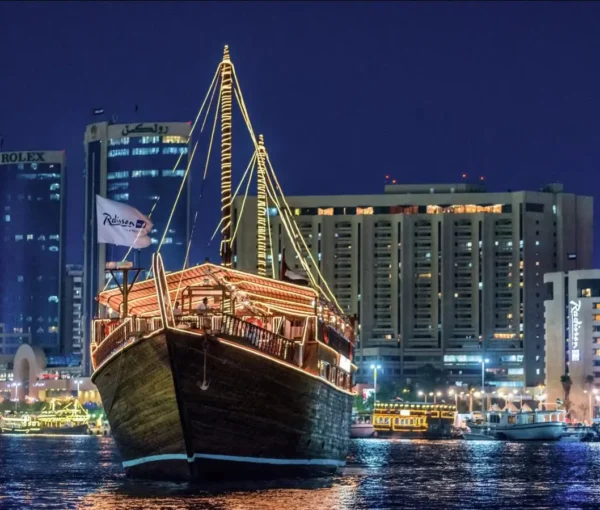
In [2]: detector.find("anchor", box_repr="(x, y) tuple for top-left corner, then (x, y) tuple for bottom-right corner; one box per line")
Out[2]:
(198, 340), (210, 391)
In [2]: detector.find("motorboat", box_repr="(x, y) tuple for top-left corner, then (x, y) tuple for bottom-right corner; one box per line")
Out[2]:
(467, 409), (566, 441)
(350, 413), (375, 439)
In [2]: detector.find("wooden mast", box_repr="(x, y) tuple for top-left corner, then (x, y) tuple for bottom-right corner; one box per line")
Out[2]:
(256, 134), (267, 277)
(220, 45), (233, 267)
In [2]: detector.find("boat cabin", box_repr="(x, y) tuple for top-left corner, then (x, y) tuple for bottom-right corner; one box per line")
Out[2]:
(373, 401), (456, 436)
(91, 261), (356, 393)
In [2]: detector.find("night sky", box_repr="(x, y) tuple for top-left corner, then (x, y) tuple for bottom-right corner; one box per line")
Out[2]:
(2, 1), (600, 266)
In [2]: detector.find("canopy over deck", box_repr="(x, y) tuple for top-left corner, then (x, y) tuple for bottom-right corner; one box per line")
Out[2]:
(98, 263), (342, 321)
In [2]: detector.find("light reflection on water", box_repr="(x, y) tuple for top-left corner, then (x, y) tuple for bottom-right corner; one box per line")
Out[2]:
(2, 435), (600, 509)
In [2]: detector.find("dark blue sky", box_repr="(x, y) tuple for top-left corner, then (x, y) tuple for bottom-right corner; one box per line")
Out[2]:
(2, 1), (600, 266)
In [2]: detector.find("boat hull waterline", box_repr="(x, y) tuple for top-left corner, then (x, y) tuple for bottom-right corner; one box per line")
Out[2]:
(92, 329), (353, 480)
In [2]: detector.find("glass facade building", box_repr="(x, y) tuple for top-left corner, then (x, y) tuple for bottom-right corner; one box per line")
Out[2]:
(0, 151), (66, 355)
(82, 121), (191, 374)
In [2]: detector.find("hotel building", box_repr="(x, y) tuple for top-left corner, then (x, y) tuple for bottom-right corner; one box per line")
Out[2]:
(82, 121), (191, 374)
(544, 270), (600, 421)
(0, 150), (66, 355)
(233, 183), (592, 389)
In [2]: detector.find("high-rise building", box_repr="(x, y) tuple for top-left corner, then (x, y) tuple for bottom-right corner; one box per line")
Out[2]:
(0, 150), (66, 355)
(544, 270), (600, 422)
(233, 183), (592, 389)
(60, 264), (83, 360)
(82, 121), (191, 374)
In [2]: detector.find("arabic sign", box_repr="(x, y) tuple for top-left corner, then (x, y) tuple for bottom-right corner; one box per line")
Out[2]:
(570, 300), (582, 362)
(0, 151), (65, 166)
(121, 123), (169, 137)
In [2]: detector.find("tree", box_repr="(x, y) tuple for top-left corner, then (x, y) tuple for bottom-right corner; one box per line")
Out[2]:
(415, 364), (448, 392)
(585, 374), (595, 390)
(560, 374), (573, 414)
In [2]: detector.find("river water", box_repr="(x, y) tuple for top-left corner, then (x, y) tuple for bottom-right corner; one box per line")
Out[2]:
(1, 435), (599, 509)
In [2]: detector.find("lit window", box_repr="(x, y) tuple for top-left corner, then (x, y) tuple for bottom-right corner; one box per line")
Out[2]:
(27, 234), (33, 241)
(49, 246), (59, 252)
(132, 170), (159, 178)
(50, 194), (60, 201)
(140, 136), (160, 144)
(112, 193), (130, 201)
(268, 208), (278, 217)
(109, 138), (130, 146)
(163, 136), (188, 144)
(536, 368), (540, 375)
(50, 183), (60, 191)
(48, 296), (59, 303)
(162, 237), (173, 244)
(108, 149), (130, 157)
(31, 163), (38, 170)
(318, 208), (333, 216)
(17, 275), (23, 282)
(14, 235), (23, 241)
(161, 170), (185, 177)
(3, 215), (9, 222)
(357, 207), (374, 215)
(162, 147), (188, 155)
(49, 235), (59, 241)
(107, 171), (130, 180)
(132, 147), (160, 156)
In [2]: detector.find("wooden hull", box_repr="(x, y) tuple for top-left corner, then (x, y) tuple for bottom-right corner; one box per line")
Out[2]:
(92, 329), (353, 480)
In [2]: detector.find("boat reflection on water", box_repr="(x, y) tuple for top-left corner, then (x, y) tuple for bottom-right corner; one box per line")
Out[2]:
(77, 476), (361, 510)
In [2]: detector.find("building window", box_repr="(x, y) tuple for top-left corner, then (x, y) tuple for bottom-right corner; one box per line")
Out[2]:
(108, 149), (130, 157)
(48, 296), (59, 303)
(14, 235), (23, 241)
(50, 194), (60, 201)
(132, 147), (160, 156)
(162, 147), (188, 155)
(109, 138), (130, 146)
(112, 193), (130, 201)
(132, 170), (160, 178)
(50, 183), (60, 191)
(163, 135), (188, 144)
(140, 136), (160, 144)
(162, 169), (185, 177)
(107, 171), (130, 180)
(3, 215), (9, 222)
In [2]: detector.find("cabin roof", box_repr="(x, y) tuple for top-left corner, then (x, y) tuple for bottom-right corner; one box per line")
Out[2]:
(98, 262), (326, 319)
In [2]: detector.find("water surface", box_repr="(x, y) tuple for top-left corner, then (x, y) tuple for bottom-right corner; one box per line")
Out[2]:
(1, 435), (599, 509)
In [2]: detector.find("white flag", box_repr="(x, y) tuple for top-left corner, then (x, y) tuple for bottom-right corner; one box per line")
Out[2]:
(96, 195), (153, 248)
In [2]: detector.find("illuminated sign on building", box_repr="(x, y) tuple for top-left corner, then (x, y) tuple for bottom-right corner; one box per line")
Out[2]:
(570, 300), (582, 362)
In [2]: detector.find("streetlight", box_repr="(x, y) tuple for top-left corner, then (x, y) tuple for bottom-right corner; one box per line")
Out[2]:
(418, 390), (427, 403)
(74, 380), (82, 399)
(449, 389), (458, 407)
(370, 364), (381, 405)
(481, 358), (489, 412)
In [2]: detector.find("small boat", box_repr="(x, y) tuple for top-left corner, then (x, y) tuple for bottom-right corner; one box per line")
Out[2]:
(467, 409), (566, 441)
(373, 402), (456, 439)
(1, 399), (90, 435)
(561, 425), (596, 442)
(350, 413), (375, 438)
(462, 429), (497, 441)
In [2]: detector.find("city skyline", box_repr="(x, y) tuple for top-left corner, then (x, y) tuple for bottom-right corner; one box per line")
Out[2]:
(2, 2), (600, 268)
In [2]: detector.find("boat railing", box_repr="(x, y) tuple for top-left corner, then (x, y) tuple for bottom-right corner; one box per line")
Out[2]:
(219, 313), (297, 365)
(92, 316), (162, 369)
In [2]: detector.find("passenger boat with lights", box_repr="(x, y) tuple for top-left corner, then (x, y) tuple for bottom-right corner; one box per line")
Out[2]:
(0, 399), (89, 435)
(90, 47), (356, 480)
(465, 409), (566, 441)
(372, 402), (456, 439)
